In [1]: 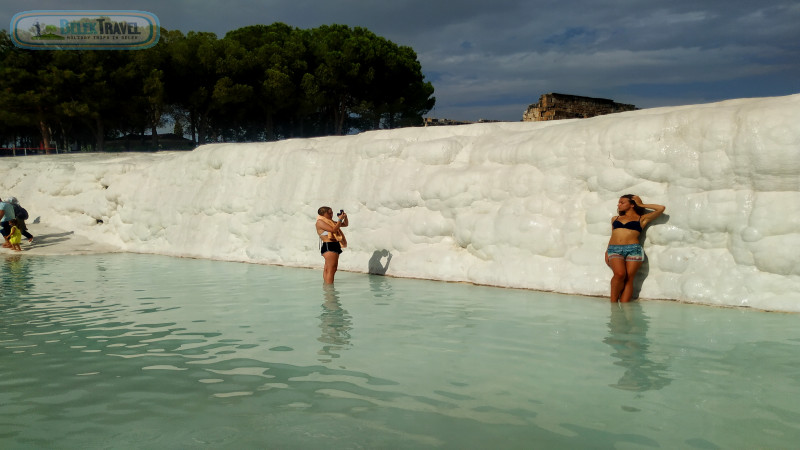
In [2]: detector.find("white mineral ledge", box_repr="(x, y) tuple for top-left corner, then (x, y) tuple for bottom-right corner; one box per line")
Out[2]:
(1, 94), (799, 311)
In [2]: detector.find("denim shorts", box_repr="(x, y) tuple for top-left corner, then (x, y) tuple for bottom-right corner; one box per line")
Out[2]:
(607, 244), (644, 262)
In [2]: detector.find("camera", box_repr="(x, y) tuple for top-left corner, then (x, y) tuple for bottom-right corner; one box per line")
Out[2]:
(337, 210), (344, 217)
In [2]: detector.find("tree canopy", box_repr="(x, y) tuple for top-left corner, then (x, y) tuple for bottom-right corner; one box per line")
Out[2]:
(0, 23), (435, 152)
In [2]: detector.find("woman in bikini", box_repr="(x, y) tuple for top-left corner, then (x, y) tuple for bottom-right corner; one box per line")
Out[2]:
(606, 195), (665, 303)
(316, 206), (349, 284)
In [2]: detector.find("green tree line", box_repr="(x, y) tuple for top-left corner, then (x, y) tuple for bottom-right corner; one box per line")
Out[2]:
(0, 23), (436, 152)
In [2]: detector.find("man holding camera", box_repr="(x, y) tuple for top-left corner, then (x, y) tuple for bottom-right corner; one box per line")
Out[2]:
(315, 206), (349, 284)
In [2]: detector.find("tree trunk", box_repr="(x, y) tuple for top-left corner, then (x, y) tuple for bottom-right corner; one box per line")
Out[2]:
(190, 110), (197, 145)
(198, 109), (210, 145)
(334, 97), (347, 135)
(38, 118), (52, 154)
(265, 112), (275, 141)
(151, 122), (159, 149)
(94, 117), (105, 152)
(59, 123), (69, 153)
(292, 117), (303, 138)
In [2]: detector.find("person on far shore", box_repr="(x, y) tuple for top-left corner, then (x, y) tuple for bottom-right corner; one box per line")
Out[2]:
(605, 195), (665, 303)
(316, 206), (348, 284)
(0, 197), (16, 248)
(5, 219), (22, 251)
(8, 197), (33, 243)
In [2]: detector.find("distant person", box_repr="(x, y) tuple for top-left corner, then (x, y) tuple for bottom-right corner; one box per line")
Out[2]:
(316, 206), (349, 284)
(605, 195), (665, 303)
(0, 197), (16, 248)
(8, 197), (33, 243)
(5, 219), (22, 251)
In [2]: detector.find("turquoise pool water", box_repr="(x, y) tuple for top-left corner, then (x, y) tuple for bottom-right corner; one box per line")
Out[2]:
(2, 253), (799, 448)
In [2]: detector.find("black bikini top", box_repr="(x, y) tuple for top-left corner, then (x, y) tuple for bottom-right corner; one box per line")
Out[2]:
(612, 216), (642, 232)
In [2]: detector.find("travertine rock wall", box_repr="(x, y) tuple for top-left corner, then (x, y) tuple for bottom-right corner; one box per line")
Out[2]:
(2, 95), (799, 311)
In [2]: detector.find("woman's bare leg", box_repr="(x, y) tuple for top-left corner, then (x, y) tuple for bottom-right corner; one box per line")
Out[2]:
(619, 260), (643, 303)
(609, 257), (627, 302)
(323, 252), (340, 284)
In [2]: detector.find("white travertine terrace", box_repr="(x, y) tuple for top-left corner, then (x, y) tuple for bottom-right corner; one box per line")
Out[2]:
(1, 95), (798, 311)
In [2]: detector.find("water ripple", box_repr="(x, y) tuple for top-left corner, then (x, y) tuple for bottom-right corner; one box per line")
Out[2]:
(2, 254), (800, 448)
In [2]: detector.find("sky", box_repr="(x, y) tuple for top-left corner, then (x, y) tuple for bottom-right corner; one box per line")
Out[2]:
(2, 0), (799, 121)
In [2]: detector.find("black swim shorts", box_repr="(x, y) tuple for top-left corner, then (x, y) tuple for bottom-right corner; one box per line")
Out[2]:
(320, 241), (343, 255)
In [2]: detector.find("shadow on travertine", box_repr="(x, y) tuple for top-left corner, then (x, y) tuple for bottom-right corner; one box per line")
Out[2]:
(368, 249), (392, 275)
(1, 223), (118, 256)
(632, 213), (670, 300)
(25, 231), (74, 248)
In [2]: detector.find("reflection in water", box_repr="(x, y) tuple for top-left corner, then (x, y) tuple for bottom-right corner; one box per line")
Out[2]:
(604, 303), (672, 392)
(317, 285), (352, 363)
(368, 274), (394, 301)
(367, 250), (394, 300)
(3, 254), (800, 448)
(1, 255), (33, 299)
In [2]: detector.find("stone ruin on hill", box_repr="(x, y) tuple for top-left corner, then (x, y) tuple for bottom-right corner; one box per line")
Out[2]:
(523, 93), (636, 121)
